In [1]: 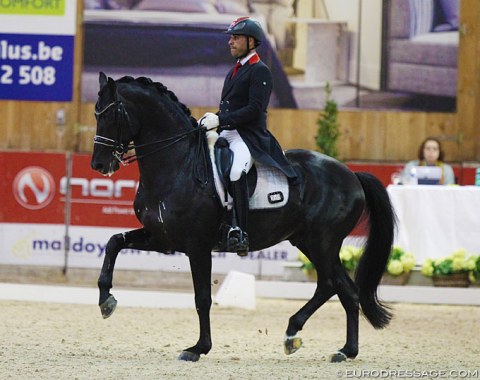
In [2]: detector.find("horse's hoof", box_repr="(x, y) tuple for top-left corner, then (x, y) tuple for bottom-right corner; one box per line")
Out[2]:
(177, 350), (200, 362)
(100, 295), (117, 319)
(284, 335), (302, 355)
(330, 351), (348, 363)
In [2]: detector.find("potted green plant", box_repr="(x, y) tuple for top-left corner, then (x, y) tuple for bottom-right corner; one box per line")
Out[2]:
(382, 246), (415, 285)
(315, 82), (340, 159)
(420, 249), (477, 287)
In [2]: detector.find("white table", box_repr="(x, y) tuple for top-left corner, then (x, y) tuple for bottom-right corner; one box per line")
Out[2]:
(387, 185), (480, 264)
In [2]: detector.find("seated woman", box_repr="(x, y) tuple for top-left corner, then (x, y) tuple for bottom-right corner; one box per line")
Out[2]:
(401, 137), (455, 185)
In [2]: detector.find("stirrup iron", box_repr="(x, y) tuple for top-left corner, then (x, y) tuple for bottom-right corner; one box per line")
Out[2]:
(227, 226), (249, 256)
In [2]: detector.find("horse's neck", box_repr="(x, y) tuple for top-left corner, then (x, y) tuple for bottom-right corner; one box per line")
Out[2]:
(134, 132), (196, 193)
(128, 96), (199, 195)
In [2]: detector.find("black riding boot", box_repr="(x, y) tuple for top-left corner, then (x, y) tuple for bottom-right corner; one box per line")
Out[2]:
(227, 171), (249, 256)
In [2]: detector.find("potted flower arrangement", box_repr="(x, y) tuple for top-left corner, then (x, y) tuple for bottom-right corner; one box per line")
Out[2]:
(471, 255), (480, 287)
(339, 245), (363, 278)
(382, 246), (416, 285)
(297, 245), (363, 281)
(297, 251), (316, 281)
(420, 249), (477, 287)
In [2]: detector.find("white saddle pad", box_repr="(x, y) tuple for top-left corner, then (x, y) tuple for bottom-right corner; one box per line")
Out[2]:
(207, 131), (289, 210)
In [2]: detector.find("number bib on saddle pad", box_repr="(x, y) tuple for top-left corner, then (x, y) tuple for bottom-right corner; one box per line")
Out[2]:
(206, 131), (289, 210)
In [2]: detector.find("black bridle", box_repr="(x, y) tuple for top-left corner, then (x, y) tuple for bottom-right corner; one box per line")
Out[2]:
(94, 100), (201, 165)
(93, 100), (132, 164)
(93, 100), (209, 185)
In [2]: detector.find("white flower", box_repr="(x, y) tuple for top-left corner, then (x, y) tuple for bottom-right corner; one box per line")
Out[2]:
(400, 254), (416, 272)
(387, 260), (404, 276)
(339, 248), (352, 262)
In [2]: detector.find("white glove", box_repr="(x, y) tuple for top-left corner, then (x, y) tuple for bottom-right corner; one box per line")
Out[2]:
(199, 112), (220, 130)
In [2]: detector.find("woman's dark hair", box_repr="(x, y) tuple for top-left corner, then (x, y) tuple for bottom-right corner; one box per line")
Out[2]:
(417, 137), (445, 162)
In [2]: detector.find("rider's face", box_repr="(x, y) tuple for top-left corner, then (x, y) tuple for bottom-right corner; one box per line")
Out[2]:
(229, 35), (251, 59)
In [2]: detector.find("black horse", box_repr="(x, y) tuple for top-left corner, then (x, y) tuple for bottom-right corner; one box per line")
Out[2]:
(91, 72), (396, 363)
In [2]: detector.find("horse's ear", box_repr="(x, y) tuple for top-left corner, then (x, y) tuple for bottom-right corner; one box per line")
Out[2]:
(107, 77), (117, 98)
(99, 72), (108, 90)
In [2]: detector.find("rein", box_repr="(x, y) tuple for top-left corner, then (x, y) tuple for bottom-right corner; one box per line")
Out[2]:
(94, 100), (210, 186)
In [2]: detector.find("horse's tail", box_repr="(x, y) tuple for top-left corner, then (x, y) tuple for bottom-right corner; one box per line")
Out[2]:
(354, 172), (396, 329)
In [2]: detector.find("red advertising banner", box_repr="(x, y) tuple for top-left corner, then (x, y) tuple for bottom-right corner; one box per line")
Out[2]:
(4, 151), (478, 228)
(1, 151), (141, 228)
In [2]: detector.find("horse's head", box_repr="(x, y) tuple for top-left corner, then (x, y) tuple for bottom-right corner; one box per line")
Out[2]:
(91, 72), (134, 176)
(91, 72), (203, 177)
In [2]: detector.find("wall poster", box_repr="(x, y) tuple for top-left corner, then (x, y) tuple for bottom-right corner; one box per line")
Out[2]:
(0, 0), (77, 101)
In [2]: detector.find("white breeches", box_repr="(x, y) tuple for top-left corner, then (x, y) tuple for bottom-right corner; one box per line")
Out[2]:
(220, 129), (253, 181)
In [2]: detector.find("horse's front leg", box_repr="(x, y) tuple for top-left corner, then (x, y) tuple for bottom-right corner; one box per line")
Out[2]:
(98, 228), (152, 318)
(178, 251), (212, 362)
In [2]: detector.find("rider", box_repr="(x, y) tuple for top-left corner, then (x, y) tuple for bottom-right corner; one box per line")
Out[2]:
(200, 17), (297, 256)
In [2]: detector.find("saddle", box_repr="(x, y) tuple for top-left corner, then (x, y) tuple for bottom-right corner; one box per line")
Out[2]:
(214, 137), (257, 199)
(211, 134), (289, 210)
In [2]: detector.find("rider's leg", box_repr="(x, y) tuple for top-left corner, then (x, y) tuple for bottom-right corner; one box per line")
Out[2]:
(230, 171), (249, 255)
(220, 130), (252, 256)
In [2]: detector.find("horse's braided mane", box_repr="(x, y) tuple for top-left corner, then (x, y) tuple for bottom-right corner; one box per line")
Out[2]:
(118, 76), (198, 128)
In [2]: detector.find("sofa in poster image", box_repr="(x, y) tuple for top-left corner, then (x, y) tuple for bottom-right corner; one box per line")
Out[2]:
(385, 0), (459, 97)
(82, 0), (297, 108)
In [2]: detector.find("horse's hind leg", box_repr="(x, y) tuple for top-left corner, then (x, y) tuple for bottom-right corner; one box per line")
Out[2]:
(284, 285), (335, 355)
(284, 241), (336, 355)
(284, 239), (360, 362)
(331, 261), (359, 362)
(98, 228), (152, 318)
